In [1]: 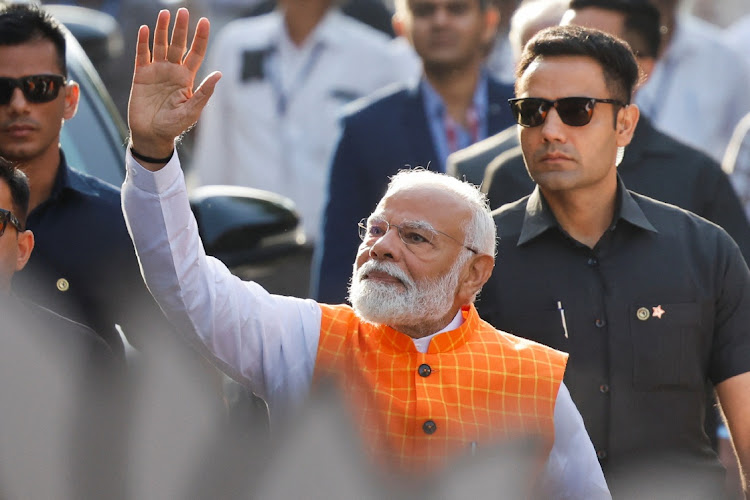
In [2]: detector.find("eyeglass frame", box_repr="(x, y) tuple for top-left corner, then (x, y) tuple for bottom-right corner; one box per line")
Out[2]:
(0, 208), (22, 237)
(508, 96), (626, 128)
(0, 74), (67, 105)
(358, 217), (478, 254)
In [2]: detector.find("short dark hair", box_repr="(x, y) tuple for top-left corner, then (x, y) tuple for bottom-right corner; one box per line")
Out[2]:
(0, 157), (30, 229)
(569, 0), (661, 58)
(0, 3), (67, 76)
(516, 25), (640, 104)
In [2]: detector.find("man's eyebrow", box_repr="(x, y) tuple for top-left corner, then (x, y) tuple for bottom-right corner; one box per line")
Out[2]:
(403, 219), (437, 232)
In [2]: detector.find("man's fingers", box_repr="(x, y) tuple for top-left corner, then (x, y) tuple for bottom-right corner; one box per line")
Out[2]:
(167, 8), (190, 64)
(152, 10), (171, 61)
(185, 71), (222, 119)
(183, 17), (211, 74)
(134, 25), (151, 68)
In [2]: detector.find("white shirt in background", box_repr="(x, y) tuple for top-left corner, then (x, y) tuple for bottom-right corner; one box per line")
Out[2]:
(635, 14), (750, 163)
(190, 9), (417, 243)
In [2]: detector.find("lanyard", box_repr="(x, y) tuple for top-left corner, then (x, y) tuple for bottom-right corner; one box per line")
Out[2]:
(266, 42), (325, 116)
(444, 107), (479, 154)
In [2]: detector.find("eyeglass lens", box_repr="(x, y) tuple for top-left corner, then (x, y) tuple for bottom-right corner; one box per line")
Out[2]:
(0, 75), (66, 105)
(0, 209), (21, 237)
(359, 218), (435, 247)
(509, 97), (622, 128)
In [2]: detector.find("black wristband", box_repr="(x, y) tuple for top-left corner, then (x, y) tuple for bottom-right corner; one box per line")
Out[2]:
(129, 146), (174, 164)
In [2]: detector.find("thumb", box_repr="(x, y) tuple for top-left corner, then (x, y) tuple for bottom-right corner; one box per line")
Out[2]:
(184, 71), (222, 122)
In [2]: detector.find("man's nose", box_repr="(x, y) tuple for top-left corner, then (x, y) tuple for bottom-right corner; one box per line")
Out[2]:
(540, 108), (567, 142)
(6, 87), (31, 113)
(368, 226), (401, 260)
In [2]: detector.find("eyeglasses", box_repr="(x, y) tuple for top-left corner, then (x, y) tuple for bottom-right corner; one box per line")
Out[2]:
(0, 74), (67, 105)
(0, 208), (21, 237)
(358, 217), (478, 255)
(508, 97), (625, 128)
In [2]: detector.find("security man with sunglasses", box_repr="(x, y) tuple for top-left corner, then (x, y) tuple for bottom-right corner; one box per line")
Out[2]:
(0, 4), (174, 359)
(478, 25), (750, 499)
(472, 0), (750, 267)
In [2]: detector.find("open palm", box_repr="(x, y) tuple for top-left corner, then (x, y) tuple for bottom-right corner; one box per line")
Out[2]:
(128, 9), (221, 158)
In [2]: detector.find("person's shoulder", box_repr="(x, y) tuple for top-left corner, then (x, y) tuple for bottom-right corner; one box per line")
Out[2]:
(642, 120), (722, 172)
(341, 81), (415, 121)
(449, 126), (517, 167)
(630, 190), (730, 237)
(330, 10), (392, 48)
(65, 166), (122, 204)
(216, 11), (279, 46)
(491, 195), (529, 228)
(487, 144), (525, 175)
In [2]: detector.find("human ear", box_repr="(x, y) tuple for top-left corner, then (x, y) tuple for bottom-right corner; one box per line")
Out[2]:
(458, 253), (495, 303)
(63, 81), (80, 120)
(14, 229), (34, 272)
(615, 103), (639, 148)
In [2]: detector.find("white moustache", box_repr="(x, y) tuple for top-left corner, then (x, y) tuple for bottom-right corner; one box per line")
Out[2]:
(357, 260), (414, 288)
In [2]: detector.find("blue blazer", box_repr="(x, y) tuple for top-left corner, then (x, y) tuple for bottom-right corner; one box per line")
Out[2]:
(313, 76), (515, 303)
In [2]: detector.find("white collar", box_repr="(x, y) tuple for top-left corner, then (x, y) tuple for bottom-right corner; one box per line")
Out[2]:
(411, 309), (465, 354)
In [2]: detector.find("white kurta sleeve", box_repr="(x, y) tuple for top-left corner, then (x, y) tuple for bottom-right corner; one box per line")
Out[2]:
(122, 151), (322, 417)
(542, 382), (611, 499)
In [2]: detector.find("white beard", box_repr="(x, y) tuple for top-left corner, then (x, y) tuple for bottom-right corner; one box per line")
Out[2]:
(348, 256), (467, 329)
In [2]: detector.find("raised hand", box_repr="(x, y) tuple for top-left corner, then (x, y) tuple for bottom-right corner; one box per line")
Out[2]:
(127, 8), (221, 163)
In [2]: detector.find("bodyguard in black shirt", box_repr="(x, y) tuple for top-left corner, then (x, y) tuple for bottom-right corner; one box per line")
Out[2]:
(479, 26), (750, 498)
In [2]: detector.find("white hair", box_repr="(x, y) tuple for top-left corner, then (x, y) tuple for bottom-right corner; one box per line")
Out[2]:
(384, 169), (497, 257)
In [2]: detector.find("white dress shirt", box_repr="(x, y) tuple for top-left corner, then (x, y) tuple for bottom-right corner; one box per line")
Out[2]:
(190, 9), (417, 242)
(635, 14), (750, 163)
(122, 152), (610, 499)
(724, 14), (750, 71)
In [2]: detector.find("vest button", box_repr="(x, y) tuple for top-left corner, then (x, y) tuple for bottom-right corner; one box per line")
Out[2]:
(595, 318), (606, 328)
(587, 257), (598, 267)
(599, 384), (609, 393)
(422, 420), (437, 435)
(418, 364), (432, 377)
(596, 449), (607, 460)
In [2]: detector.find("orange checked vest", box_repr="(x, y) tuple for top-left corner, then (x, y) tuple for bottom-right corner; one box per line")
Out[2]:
(313, 303), (568, 474)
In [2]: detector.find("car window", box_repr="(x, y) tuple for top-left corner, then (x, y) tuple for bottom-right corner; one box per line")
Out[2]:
(59, 33), (127, 187)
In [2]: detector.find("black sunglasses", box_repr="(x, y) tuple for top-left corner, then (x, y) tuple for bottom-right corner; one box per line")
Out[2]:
(508, 97), (625, 128)
(0, 208), (21, 237)
(0, 74), (67, 105)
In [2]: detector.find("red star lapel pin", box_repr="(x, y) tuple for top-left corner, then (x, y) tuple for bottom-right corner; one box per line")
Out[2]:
(652, 305), (665, 319)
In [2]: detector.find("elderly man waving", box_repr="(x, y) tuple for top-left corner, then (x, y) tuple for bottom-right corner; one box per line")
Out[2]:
(121, 9), (608, 498)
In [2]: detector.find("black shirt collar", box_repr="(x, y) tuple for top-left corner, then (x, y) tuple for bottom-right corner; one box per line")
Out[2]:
(517, 175), (658, 246)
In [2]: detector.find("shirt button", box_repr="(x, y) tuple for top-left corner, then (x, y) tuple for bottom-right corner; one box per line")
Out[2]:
(418, 364), (432, 377)
(599, 384), (610, 393)
(595, 318), (606, 328)
(56, 278), (70, 292)
(596, 449), (607, 460)
(587, 257), (598, 267)
(422, 420), (437, 435)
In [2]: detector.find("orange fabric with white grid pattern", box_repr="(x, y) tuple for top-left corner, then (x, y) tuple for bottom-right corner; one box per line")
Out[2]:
(313, 303), (568, 473)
